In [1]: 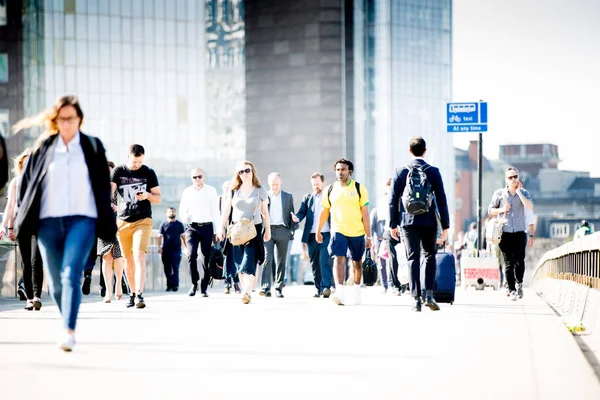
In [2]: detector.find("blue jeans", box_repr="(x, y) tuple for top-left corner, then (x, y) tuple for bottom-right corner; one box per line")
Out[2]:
(308, 232), (333, 292)
(37, 216), (96, 331)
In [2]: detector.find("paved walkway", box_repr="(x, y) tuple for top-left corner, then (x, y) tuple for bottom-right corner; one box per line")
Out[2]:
(1, 286), (599, 399)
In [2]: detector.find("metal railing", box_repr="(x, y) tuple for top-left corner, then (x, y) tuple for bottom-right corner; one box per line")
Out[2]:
(532, 232), (600, 289)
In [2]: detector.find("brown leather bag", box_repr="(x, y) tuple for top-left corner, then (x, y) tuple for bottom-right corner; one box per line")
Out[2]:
(227, 217), (257, 246)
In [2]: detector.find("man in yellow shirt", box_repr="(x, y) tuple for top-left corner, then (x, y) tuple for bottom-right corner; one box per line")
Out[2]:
(317, 158), (371, 305)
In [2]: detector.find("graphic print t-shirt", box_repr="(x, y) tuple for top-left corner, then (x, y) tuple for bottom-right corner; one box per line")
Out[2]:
(111, 165), (159, 222)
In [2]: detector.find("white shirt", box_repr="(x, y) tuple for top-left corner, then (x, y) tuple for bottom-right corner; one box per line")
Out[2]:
(40, 132), (97, 219)
(269, 191), (284, 225)
(178, 184), (220, 227)
(311, 192), (329, 233)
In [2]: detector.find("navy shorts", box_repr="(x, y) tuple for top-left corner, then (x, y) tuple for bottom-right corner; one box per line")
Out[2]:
(328, 232), (365, 261)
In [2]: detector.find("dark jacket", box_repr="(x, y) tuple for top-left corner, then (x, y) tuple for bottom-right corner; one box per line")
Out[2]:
(295, 192), (331, 244)
(267, 190), (296, 237)
(389, 159), (450, 230)
(15, 133), (117, 241)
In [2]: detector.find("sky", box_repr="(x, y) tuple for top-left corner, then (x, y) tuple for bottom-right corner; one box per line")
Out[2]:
(452, 0), (600, 176)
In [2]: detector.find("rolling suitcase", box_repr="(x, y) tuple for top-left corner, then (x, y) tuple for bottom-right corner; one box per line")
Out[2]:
(433, 250), (456, 304)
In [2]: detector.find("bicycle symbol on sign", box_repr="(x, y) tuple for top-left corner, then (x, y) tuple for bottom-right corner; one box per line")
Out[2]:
(449, 115), (461, 123)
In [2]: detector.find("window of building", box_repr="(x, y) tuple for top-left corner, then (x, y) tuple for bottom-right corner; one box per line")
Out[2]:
(550, 223), (570, 239)
(0, 53), (8, 83)
(0, 2), (7, 26)
(0, 109), (8, 138)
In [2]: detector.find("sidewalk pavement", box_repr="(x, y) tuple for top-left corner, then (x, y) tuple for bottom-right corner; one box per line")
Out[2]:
(0, 286), (599, 399)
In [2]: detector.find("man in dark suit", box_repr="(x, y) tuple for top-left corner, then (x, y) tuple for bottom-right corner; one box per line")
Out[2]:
(291, 172), (333, 298)
(260, 172), (296, 298)
(389, 137), (450, 312)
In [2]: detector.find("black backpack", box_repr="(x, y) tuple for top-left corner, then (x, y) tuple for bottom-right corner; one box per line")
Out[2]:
(402, 164), (432, 215)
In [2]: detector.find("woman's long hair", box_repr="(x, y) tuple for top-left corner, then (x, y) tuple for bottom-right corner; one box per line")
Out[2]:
(12, 95), (84, 147)
(12, 148), (32, 176)
(231, 160), (262, 191)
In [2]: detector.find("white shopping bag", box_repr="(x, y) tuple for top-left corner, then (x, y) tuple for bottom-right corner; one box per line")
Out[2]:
(394, 242), (410, 285)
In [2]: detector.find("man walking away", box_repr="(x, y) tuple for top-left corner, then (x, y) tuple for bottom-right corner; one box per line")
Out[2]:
(158, 208), (185, 292)
(389, 137), (450, 312)
(112, 144), (162, 309)
(316, 158), (371, 306)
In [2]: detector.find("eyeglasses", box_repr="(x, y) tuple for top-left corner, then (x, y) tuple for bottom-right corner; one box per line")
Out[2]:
(238, 168), (252, 175)
(192, 175), (203, 180)
(507, 175), (519, 180)
(56, 116), (79, 125)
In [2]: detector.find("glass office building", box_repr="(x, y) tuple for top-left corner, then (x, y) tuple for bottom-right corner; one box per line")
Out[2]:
(354, 0), (454, 217)
(19, 0), (245, 217)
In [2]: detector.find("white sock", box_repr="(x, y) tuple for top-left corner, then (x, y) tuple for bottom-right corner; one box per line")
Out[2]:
(353, 284), (362, 305)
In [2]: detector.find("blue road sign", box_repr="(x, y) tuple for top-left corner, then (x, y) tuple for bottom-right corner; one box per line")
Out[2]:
(447, 102), (488, 132)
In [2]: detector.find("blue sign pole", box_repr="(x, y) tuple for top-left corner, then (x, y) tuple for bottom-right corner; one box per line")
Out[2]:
(447, 101), (488, 251)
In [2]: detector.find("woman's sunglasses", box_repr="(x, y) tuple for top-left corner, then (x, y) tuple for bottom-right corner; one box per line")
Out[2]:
(238, 168), (252, 175)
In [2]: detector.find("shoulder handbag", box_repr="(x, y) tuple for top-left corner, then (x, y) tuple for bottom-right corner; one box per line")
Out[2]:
(487, 189), (508, 245)
(226, 188), (259, 246)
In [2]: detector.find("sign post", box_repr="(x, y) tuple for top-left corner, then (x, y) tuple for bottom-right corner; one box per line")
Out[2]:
(447, 101), (488, 252)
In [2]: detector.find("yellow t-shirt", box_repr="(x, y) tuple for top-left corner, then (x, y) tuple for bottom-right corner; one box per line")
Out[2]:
(321, 180), (369, 237)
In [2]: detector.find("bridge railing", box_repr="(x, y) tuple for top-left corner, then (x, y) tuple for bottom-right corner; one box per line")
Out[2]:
(532, 232), (600, 289)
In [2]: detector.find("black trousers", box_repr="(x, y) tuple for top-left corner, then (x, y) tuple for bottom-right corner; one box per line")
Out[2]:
(186, 223), (214, 292)
(382, 231), (401, 290)
(400, 225), (437, 299)
(498, 231), (526, 292)
(17, 234), (43, 299)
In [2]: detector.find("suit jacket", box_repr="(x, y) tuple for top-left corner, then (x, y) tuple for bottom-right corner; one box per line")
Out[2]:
(15, 133), (117, 241)
(389, 158), (450, 230)
(295, 191), (331, 244)
(267, 190), (295, 236)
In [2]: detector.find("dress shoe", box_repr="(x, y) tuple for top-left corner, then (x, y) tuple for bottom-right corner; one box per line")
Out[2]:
(100, 287), (106, 297)
(166, 286), (172, 292)
(412, 298), (422, 312)
(172, 286), (179, 292)
(188, 284), (198, 296)
(82, 276), (91, 295)
(201, 292), (209, 298)
(424, 290), (440, 311)
(276, 291), (284, 298)
(322, 288), (331, 298)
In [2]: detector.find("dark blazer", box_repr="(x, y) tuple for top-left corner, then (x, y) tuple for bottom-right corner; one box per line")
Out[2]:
(295, 192), (331, 244)
(389, 158), (450, 230)
(267, 190), (295, 235)
(15, 133), (117, 241)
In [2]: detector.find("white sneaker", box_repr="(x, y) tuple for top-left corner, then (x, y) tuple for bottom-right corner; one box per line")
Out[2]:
(331, 286), (345, 306)
(59, 333), (76, 352)
(509, 290), (518, 301)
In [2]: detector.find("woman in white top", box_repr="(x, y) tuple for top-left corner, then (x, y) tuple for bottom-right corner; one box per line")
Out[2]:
(13, 95), (116, 351)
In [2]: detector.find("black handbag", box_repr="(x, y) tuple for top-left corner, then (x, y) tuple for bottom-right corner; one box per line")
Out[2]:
(208, 243), (225, 281)
(362, 251), (378, 286)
